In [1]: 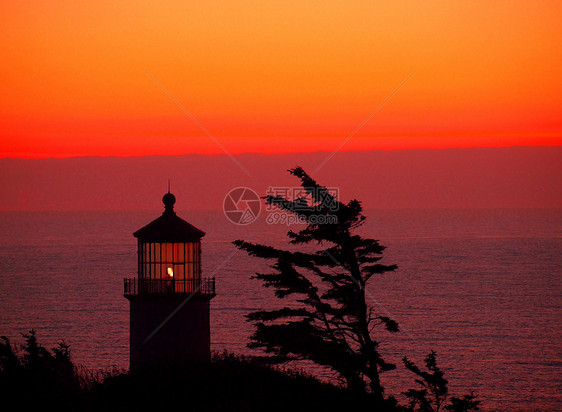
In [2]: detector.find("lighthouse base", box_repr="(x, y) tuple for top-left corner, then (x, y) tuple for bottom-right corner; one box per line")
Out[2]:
(127, 295), (212, 371)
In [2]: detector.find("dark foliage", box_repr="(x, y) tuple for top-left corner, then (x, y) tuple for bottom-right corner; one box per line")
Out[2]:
(234, 166), (398, 402)
(402, 351), (480, 412)
(0, 330), (86, 411)
(94, 352), (388, 412)
(0, 332), (393, 412)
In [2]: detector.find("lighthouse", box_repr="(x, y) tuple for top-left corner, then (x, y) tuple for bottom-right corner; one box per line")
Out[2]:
(124, 191), (215, 370)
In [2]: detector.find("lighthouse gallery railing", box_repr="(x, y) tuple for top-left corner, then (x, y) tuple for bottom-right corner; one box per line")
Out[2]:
(124, 277), (215, 297)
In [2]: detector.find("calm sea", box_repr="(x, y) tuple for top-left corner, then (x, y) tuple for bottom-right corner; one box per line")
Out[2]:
(0, 209), (560, 410)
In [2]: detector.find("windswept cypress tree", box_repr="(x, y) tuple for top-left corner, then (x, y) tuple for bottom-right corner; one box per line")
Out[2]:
(234, 167), (399, 402)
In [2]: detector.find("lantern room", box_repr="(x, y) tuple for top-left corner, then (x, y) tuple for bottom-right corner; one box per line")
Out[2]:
(124, 192), (214, 296)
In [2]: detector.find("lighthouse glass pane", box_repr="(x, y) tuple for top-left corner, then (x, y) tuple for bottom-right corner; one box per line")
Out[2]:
(166, 243), (173, 263)
(172, 265), (182, 293)
(173, 243), (183, 262)
(175, 264), (184, 280)
(176, 265), (184, 292)
(149, 244), (154, 276)
(140, 243), (145, 278)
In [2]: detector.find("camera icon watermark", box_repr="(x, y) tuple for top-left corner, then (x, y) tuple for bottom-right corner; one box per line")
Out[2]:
(223, 187), (261, 225)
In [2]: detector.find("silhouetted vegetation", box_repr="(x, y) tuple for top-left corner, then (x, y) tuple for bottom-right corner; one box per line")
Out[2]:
(402, 351), (480, 411)
(0, 332), (390, 411)
(95, 352), (387, 411)
(235, 167), (481, 410)
(0, 330), (87, 410)
(0, 331), (481, 411)
(234, 167), (399, 403)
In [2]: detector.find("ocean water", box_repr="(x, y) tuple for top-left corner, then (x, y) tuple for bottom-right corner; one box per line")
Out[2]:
(0, 209), (560, 410)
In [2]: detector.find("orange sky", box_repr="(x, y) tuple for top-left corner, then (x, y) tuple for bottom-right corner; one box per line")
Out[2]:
(1, 1), (561, 158)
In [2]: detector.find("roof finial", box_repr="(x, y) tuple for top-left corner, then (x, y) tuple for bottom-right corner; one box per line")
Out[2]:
(168, 179), (171, 194)
(162, 191), (176, 213)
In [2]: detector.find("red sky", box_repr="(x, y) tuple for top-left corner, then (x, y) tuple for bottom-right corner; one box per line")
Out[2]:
(1, 1), (561, 158)
(0, 147), (560, 211)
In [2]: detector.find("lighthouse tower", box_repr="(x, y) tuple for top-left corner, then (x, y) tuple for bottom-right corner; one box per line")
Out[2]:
(124, 192), (215, 370)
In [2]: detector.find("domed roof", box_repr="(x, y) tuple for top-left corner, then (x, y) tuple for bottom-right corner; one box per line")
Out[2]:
(133, 192), (205, 242)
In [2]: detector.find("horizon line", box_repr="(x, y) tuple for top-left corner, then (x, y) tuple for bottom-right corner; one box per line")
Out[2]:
(2, 143), (561, 161)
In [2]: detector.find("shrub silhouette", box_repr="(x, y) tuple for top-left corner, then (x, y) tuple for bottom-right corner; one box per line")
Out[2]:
(1, 333), (388, 411)
(402, 351), (480, 412)
(0, 330), (84, 410)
